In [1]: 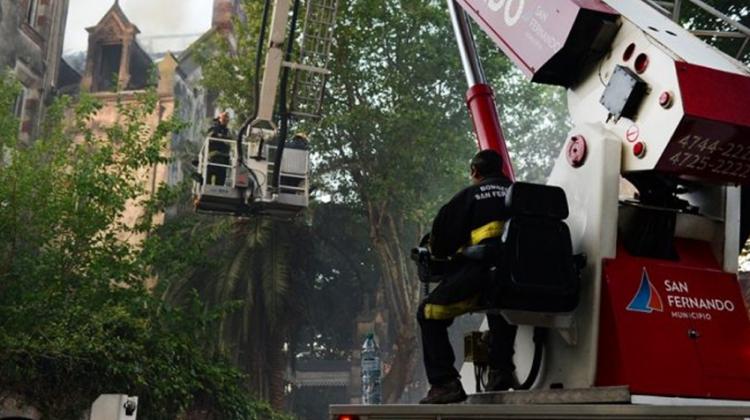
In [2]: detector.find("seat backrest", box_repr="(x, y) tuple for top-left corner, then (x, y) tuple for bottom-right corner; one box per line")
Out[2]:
(494, 182), (579, 313)
(505, 182), (568, 219)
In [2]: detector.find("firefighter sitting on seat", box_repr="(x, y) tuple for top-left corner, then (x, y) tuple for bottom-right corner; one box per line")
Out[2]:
(418, 149), (518, 404)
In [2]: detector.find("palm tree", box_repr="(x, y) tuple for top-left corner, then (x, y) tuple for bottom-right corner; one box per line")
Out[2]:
(163, 216), (309, 410)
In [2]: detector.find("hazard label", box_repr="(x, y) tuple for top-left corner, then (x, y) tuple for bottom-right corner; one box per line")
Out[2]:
(626, 125), (640, 143)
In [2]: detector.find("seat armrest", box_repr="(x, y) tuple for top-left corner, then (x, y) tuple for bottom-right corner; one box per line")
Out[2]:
(460, 244), (499, 261)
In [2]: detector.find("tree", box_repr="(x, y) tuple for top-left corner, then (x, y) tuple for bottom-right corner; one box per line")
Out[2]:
(0, 73), (288, 420)
(155, 215), (310, 410)
(314, 0), (569, 401)
(291, 202), (381, 362)
(143, 1), (316, 410)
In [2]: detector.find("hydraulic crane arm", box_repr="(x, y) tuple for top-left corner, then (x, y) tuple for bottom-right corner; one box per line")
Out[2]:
(451, 0), (750, 184)
(448, 0), (515, 181)
(254, 0), (292, 128)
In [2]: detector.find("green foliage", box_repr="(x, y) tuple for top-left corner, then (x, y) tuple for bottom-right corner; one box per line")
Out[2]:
(0, 72), (289, 420)
(198, 0), (266, 123)
(154, 205), (312, 407)
(316, 0), (475, 225)
(294, 203), (381, 360)
(316, 0), (570, 226)
(680, 1), (749, 64)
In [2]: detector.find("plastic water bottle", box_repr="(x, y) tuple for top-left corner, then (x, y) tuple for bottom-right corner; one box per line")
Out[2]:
(361, 333), (382, 404)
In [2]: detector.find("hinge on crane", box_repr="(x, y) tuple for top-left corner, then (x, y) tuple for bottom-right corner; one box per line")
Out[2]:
(288, 0), (339, 119)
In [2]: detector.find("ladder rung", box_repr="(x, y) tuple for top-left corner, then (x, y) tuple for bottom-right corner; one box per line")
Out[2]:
(290, 111), (321, 119)
(282, 61), (331, 74)
(310, 3), (336, 11)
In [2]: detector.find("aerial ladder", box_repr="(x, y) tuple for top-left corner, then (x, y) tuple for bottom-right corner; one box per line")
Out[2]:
(332, 0), (750, 418)
(192, 0), (338, 218)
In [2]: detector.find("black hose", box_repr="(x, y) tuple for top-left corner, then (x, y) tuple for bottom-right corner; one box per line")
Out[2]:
(517, 327), (547, 390)
(271, 0), (302, 189)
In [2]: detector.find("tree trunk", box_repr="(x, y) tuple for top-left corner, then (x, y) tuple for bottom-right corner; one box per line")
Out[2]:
(366, 200), (422, 403)
(268, 328), (287, 411)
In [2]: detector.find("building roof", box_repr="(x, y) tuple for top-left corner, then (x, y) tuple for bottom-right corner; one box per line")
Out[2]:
(86, 0), (140, 35)
(57, 58), (82, 92)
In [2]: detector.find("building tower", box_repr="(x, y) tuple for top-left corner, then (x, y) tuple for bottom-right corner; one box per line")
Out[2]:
(80, 0), (152, 93)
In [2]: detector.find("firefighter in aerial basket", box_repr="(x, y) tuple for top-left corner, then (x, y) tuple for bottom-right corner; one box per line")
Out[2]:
(417, 149), (517, 404)
(206, 111), (232, 186)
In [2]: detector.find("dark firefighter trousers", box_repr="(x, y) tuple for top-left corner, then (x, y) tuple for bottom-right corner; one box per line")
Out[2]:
(417, 261), (517, 386)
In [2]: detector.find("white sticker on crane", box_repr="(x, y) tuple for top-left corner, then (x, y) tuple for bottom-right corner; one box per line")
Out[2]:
(484, 0), (525, 27)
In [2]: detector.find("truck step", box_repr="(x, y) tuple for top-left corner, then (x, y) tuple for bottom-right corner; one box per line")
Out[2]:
(330, 402), (750, 419)
(466, 386), (630, 405)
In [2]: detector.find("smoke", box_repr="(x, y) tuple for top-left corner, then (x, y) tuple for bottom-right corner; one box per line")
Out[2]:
(64, 0), (213, 53)
(119, 0), (210, 36)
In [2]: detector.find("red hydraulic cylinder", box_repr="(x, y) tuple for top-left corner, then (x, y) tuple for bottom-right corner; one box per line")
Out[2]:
(466, 83), (515, 182)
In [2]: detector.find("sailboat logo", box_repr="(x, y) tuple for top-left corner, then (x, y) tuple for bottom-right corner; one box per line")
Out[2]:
(626, 268), (664, 313)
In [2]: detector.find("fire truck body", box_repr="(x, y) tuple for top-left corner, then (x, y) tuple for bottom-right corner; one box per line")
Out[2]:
(456, 0), (750, 402)
(334, 1), (750, 417)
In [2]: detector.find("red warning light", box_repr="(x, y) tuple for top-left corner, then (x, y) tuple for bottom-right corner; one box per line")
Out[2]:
(633, 141), (647, 158)
(337, 416), (359, 420)
(635, 53), (649, 74)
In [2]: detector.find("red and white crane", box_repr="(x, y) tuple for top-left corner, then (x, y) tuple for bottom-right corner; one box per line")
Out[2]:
(454, 0), (750, 401)
(334, 0), (750, 417)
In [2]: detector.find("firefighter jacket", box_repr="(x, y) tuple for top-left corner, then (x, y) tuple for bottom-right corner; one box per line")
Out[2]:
(422, 176), (512, 320)
(429, 176), (512, 259)
(208, 119), (231, 139)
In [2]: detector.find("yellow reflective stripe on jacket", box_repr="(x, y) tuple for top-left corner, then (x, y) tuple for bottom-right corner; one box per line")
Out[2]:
(423, 295), (481, 320)
(470, 220), (504, 245)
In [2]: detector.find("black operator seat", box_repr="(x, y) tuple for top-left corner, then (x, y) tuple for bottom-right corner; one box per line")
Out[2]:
(411, 183), (582, 313)
(463, 182), (581, 313)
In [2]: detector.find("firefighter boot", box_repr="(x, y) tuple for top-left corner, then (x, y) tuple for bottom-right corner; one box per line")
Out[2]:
(419, 379), (467, 404)
(486, 369), (518, 392)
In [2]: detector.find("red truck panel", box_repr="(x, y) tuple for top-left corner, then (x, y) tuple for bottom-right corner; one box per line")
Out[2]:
(656, 62), (750, 185)
(597, 240), (750, 399)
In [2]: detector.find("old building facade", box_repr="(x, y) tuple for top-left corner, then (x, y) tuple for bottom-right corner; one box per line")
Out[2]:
(0, 0), (70, 141)
(74, 0), (245, 240)
(77, 2), (177, 246)
(80, 1), (152, 94)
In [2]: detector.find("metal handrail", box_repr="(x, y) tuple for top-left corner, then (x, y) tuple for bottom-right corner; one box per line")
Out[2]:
(201, 136), (237, 188)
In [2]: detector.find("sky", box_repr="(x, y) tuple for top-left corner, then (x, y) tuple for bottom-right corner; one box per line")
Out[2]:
(63, 0), (213, 54)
